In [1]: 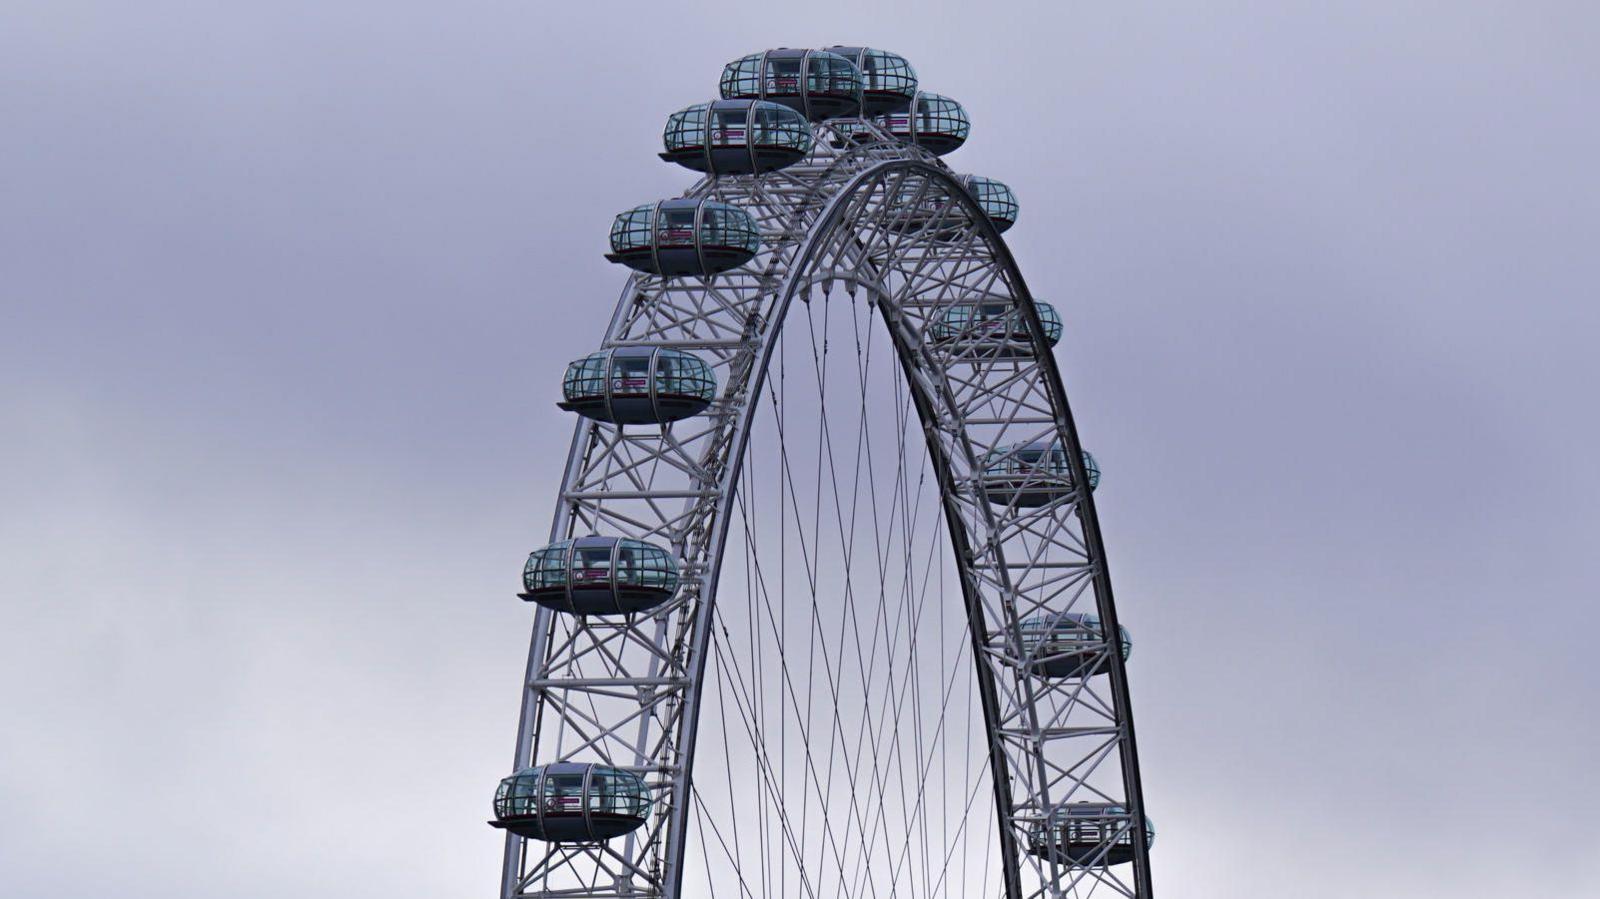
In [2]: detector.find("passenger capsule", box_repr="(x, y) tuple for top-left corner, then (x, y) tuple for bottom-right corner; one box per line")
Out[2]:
(490, 763), (652, 842)
(960, 175), (1018, 232)
(823, 46), (918, 115)
(661, 100), (813, 175)
(930, 301), (1062, 357)
(1018, 612), (1131, 678)
(1027, 803), (1154, 865)
(559, 347), (716, 425)
(981, 441), (1099, 508)
(521, 536), (680, 615)
(720, 49), (862, 121)
(888, 174), (1017, 236)
(879, 91), (970, 155)
(606, 199), (760, 277)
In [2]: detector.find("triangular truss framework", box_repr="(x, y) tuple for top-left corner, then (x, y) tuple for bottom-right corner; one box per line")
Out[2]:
(501, 121), (1154, 899)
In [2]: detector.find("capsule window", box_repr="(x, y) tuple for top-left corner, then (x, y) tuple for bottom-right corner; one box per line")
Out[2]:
(653, 352), (714, 399)
(1045, 620), (1095, 645)
(699, 205), (759, 251)
(590, 769), (649, 817)
(986, 445), (1055, 475)
(710, 106), (747, 145)
(747, 105), (772, 143)
(808, 54), (853, 95)
(496, 775), (539, 816)
(881, 93), (971, 154)
(611, 543), (676, 591)
(611, 355), (651, 393)
(664, 106), (707, 151)
(965, 177), (1019, 225)
(613, 543), (641, 586)
(573, 545), (614, 583)
(862, 49), (915, 92)
(972, 306), (1003, 333)
(543, 772), (586, 813)
(563, 356), (608, 401)
(753, 104), (807, 149)
(915, 96), (970, 138)
(610, 205), (654, 251)
(1037, 304), (1063, 343)
(657, 208), (697, 247)
(591, 771), (620, 815)
(720, 54), (762, 98)
(642, 546), (676, 590)
(525, 542), (572, 591)
(766, 57), (802, 94)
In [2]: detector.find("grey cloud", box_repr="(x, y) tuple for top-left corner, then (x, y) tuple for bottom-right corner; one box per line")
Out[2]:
(3, 2), (1598, 896)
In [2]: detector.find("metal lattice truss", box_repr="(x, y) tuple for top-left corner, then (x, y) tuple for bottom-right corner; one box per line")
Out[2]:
(503, 120), (1152, 899)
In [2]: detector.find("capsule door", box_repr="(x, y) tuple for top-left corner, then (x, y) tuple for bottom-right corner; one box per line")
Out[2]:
(748, 103), (810, 172)
(764, 55), (802, 101)
(653, 205), (700, 275)
(650, 350), (706, 420)
(607, 352), (656, 423)
(804, 53), (860, 118)
(696, 204), (748, 271)
(974, 303), (1011, 338)
(569, 541), (616, 608)
(542, 769), (586, 817)
(708, 104), (750, 174)
(655, 206), (696, 247)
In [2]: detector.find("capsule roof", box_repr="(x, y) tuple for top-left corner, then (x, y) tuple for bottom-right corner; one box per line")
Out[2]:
(720, 49), (862, 120)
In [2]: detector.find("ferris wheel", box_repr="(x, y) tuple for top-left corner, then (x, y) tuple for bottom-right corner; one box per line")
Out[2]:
(490, 46), (1155, 899)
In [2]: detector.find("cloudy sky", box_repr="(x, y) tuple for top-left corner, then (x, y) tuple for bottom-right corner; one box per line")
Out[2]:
(3, 1), (1598, 896)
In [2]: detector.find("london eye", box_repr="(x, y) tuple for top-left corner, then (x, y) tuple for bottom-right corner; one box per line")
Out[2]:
(492, 46), (1155, 899)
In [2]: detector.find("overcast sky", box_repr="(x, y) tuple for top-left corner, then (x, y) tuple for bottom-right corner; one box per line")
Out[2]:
(3, 2), (1599, 897)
